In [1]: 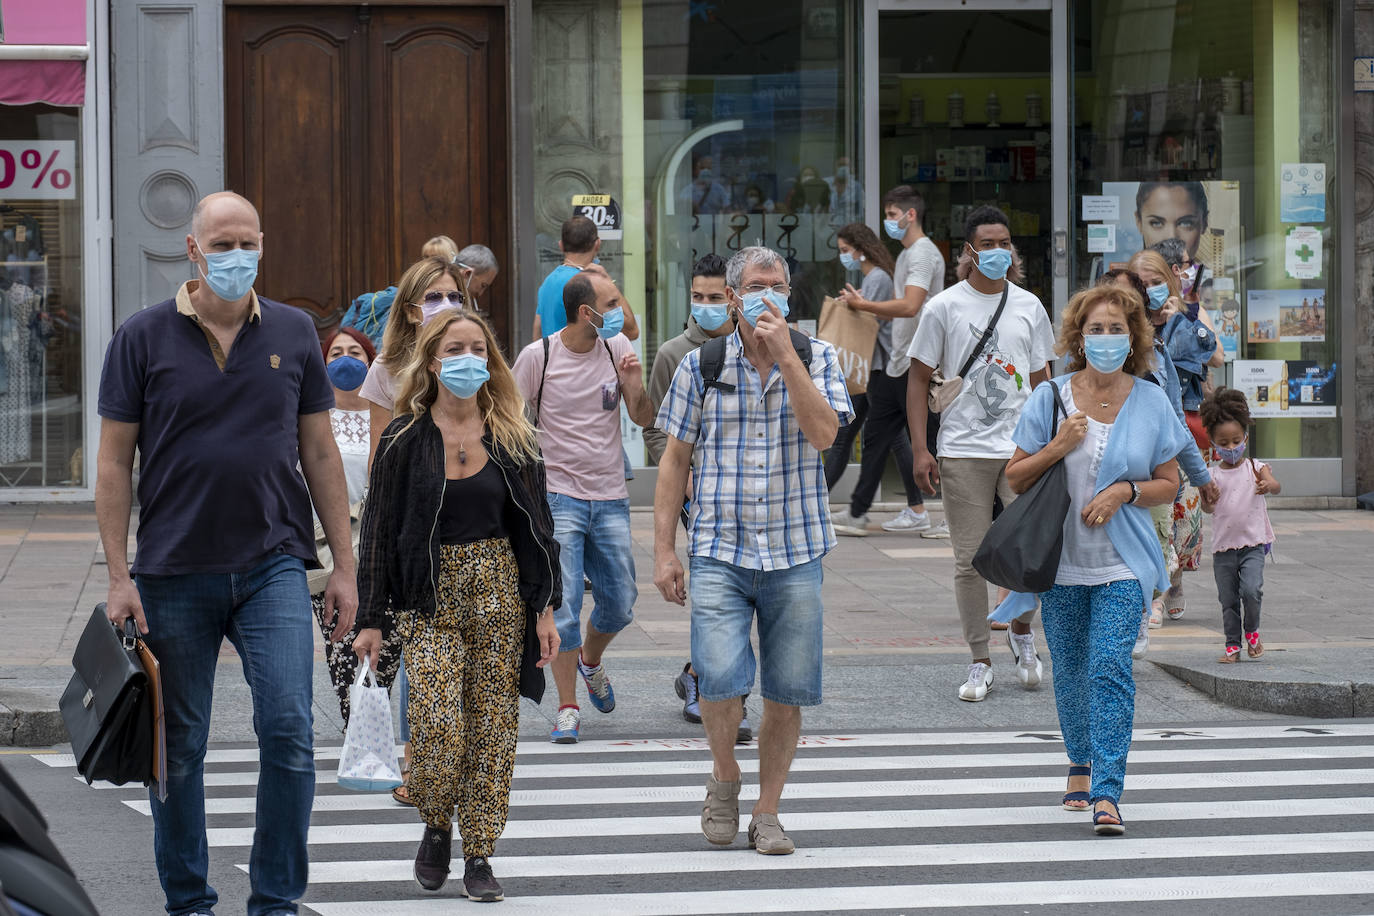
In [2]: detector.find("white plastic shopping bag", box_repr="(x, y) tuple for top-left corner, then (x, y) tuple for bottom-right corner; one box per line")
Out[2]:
(336, 660), (403, 791)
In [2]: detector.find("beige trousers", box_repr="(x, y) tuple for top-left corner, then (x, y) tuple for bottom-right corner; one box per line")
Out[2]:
(938, 456), (1036, 660)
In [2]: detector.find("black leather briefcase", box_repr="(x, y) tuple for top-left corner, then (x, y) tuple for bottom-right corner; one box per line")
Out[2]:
(59, 604), (152, 787)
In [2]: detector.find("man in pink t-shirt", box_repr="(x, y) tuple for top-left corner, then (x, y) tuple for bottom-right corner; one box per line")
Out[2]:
(513, 270), (654, 743)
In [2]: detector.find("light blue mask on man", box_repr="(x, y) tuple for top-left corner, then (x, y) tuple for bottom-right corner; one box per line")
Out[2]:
(196, 242), (259, 301)
(882, 218), (904, 240)
(591, 305), (625, 340)
(691, 304), (731, 331)
(971, 247), (1013, 281)
(740, 289), (789, 325)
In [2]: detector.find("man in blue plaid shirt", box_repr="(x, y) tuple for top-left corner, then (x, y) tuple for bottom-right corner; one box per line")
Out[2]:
(653, 246), (852, 856)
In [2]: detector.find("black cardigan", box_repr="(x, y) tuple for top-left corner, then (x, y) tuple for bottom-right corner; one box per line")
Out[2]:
(356, 412), (562, 702)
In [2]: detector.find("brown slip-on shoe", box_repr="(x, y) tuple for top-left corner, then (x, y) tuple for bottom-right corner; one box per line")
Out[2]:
(748, 813), (795, 855)
(701, 775), (740, 845)
(1218, 646), (1241, 663)
(1246, 634), (1265, 658)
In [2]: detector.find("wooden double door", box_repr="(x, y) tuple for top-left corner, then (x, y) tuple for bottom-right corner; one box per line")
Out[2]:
(226, 5), (510, 343)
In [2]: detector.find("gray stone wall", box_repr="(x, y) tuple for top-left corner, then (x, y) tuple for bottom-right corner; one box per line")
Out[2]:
(1356, 2), (1374, 494)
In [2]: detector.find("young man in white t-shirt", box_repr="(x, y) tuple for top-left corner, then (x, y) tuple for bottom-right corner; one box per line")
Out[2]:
(835, 185), (948, 537)
(905, 206), (1057, 702)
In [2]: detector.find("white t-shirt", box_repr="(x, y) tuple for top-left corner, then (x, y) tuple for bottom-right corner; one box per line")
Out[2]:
(886, 236), (946, 378)
(1054, 381), (1132, 586)
(908, 279), (1055, 459)
(358, 357), (396, 412)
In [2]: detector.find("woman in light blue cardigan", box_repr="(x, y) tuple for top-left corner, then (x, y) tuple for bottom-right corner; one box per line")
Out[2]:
(998, 285), (1189, 836)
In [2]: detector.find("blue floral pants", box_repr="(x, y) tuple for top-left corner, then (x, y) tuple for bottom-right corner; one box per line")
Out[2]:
(1040, 579), (1143, 804)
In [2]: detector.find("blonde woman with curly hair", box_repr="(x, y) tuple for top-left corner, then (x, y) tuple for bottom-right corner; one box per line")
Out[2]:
(1000, 284), (1187, 836)
(359, 256), (470, 462)
(354, 309), (561, 900)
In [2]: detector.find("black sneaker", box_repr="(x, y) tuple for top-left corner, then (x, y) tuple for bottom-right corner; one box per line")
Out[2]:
(413, 825), (451, 891)
(464, 855), (504, 902)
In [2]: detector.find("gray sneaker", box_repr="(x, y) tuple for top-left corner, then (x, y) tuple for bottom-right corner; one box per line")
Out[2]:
(830, 509), (869, 537)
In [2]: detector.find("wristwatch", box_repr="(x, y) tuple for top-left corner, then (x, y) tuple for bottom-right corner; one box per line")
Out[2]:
(1125, 481), (1141, 504)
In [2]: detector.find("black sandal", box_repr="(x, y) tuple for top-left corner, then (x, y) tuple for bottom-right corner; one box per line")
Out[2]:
(1092, 799), (1124, 835)
(1062, 764), (1091, 811)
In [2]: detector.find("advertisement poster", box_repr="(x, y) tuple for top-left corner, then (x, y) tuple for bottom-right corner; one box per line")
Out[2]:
(1284, 226), (1322, 279)
(1280, 163), (1326, 223)
(1232, 359), (1338, 418)
(1205, 278), (1240, 361)
(1247, 289), (1325, 343)
(1097, 181), (1241, 289)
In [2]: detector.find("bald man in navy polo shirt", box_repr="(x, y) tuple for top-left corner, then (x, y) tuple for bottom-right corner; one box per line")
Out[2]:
(95, 191), (357, 916)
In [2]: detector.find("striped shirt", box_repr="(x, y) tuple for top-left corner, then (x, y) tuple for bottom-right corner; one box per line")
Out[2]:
(656, 331), (853, 571)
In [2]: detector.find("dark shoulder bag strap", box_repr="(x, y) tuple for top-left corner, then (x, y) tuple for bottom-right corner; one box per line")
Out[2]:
(601, 338), (622, 396)
(955, 284), (1010, 379)
(535, 336), (551, 422)
(1048, 379), (1067, 437)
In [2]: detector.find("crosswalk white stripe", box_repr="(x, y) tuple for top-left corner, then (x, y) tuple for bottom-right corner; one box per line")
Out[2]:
(198, 796), (1374, 846)
(87, 744), (1374, 792)
(295, 831), (1374, 882)
(103, 766), (1374, 799)
(305, 871), (1374, 914)
(33, 723), (1374, 767)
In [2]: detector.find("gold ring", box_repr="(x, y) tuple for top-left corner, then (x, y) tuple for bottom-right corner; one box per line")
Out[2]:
(1096, 516), (1105, 524)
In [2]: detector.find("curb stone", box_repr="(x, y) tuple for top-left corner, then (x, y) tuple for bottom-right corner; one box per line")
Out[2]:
(1151, 659), (1372, 719)
(0, 687), (68, 747)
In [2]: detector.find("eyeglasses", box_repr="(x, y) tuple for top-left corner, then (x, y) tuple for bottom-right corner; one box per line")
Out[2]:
(738, 284), (791, 296)
(415, 290), (465, 307)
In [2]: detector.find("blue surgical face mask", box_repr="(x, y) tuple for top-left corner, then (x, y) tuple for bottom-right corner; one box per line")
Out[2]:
(326, 355), (368, 392)
(1146, 283), (1169, 310)
(882, 218), (905, 240)
(691, 303), (731, 331)
(196, 241), (259, 301)
(970, 246), (1013, 281)
(739, 289), (790, 325)
(839, 252), (861, 271)
(590, 304), (625, 339)
(1083, 333), (1131, 374)
(436, 353), (489, 400)
(1216, 439), (1247, 464)
(835, 166), (850, 180)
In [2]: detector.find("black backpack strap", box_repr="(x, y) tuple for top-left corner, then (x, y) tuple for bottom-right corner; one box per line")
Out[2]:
(700, 330), (813, 395)
(699, 335), (732, 393)
(535, 336), (551, 422)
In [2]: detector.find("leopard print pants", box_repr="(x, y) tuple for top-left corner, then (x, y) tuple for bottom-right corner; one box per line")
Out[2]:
(399, 538), (526, 857)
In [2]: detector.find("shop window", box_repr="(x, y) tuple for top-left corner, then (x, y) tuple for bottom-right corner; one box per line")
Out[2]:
(1072, 0), (1341, 460)
(0, 104), (83, 487)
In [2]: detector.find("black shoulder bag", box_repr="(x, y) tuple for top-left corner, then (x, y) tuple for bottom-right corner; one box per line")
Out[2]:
(972, 382), (1071, 593)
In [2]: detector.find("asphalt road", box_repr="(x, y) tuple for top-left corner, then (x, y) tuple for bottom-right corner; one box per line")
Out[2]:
(6, 655), (1374, 915)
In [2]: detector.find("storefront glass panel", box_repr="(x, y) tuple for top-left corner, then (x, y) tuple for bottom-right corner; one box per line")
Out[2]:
(530, 0), (863, 431)
(1071, 0), (1342, 462)
(0, 103), (84, 487)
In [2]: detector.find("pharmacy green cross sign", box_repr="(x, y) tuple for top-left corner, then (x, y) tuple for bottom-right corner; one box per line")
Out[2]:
(1293, 243), (1316, 262)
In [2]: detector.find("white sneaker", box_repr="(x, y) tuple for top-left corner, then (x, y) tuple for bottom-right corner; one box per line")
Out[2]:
(920, 521), (951, 539)
(830, 509), (869, 537)
(881, 507), (932, 532)
(1132, 614), (1150, 659)
(1007, 629), (1043, 688)
(958, 662), (993, 702)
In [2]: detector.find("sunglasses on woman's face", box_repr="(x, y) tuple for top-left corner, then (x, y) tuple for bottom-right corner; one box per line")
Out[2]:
(416, 290), (464, 306)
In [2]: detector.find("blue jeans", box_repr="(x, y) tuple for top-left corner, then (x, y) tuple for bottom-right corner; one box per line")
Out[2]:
(546, 493), (636, 652)
(1039, 579), (1143, 805)
(136, 551), (315, 916)
(688, 556), (824, 706)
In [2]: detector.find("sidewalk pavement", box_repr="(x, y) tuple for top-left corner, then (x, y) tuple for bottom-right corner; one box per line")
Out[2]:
(2, 502), (1372, 745)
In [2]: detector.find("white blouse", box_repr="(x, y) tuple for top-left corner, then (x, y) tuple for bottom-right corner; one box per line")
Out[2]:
(330, 408), (371, 505)
(1054, 381), (1133, 586)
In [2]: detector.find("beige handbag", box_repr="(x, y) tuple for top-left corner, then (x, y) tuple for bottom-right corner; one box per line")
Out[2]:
(928, 285), (1007, 413)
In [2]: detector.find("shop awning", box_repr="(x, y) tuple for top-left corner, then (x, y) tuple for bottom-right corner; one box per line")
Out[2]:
(0, 0), (87, 106)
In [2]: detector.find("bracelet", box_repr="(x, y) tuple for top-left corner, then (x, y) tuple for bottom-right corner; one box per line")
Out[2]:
(1125, 481), (1140, 504)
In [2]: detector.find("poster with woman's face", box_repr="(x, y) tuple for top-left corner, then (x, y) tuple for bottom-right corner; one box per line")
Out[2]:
(1099, 181), (1241, 279)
